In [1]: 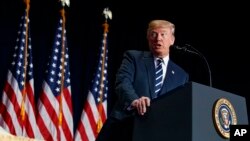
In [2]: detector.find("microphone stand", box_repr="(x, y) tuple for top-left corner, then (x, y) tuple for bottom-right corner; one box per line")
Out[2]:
(184, 44), (212, 87)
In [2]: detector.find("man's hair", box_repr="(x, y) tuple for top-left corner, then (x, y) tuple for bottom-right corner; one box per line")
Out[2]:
(147, 20), (175, 36)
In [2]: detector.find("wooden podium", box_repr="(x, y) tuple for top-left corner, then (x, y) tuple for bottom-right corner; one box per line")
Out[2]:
(132, 82), (248, 141)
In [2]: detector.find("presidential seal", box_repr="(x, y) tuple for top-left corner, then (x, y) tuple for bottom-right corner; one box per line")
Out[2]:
(213, 98), (237, 138)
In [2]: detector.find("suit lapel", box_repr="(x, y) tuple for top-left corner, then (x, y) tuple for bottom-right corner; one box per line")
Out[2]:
(143, 52), (155, 98)
(160, 61), (175, 95)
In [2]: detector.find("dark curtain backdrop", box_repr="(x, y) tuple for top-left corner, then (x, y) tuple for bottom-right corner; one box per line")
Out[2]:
(1, 0), (249, 130)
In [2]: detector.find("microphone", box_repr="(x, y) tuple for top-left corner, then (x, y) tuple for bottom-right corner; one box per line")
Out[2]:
(172, 45), (198, 55)
(172, 44), (212, 87)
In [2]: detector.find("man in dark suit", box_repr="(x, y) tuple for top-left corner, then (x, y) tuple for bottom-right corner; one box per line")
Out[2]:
(96, 20), (189, 141)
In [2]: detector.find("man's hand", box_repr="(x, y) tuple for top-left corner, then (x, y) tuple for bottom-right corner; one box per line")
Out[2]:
(131, 96), (150, 115)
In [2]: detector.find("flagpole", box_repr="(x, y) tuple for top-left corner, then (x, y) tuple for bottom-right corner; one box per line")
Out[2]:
(58, 0), (70, 128)
(20, 0), (30, 128)
(58, 7), (66, 127)
(96, 8), (112, 133)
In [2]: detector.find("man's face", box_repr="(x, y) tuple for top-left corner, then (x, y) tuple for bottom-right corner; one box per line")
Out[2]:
(147, 27), (175, 58)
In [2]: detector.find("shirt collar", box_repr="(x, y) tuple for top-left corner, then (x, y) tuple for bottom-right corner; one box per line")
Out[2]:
(154, 55), (169, 65)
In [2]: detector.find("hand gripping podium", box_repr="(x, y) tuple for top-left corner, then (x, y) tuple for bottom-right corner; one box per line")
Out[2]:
(132, 82), (248, 141)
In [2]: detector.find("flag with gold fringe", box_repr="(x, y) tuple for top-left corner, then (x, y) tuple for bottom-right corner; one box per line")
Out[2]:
(0, 0), (40, 138)
(36, 4), (74, 141)
(74, 8), (112, 141)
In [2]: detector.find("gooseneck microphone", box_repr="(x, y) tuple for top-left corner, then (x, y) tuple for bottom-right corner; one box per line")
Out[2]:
(173, 45), (198, 55)
(172, 44), (212, 87)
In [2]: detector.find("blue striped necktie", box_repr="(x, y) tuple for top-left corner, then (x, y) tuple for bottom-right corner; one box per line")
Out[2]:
(154, 58), (163, 98)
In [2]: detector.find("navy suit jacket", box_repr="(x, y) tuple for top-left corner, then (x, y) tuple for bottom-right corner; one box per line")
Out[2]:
(110, 50), (189, 120)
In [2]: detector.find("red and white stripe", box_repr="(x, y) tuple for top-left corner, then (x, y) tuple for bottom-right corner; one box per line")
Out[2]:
(74, 91), (107, 141)
(36, 82), (73, 141)
(0, 71), (40, 138)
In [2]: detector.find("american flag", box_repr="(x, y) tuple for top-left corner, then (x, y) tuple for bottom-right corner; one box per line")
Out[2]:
(0, 11), (40, 138)
(36, 15), (74, 141)
(74, 23), (109, 141)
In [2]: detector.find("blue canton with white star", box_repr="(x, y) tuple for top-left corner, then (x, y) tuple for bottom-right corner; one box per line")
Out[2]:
(10, 12), (33, 90)
(45, 19), (71, 96)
